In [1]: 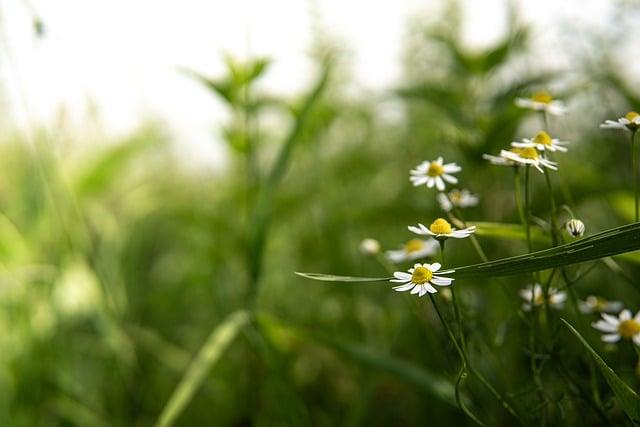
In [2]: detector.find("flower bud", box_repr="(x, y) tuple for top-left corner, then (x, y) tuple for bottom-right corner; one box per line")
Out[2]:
(565, 219), (585, 238)
(359, 238), (380, 256)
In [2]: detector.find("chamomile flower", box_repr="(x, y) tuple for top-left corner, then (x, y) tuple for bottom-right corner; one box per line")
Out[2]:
(579, 295), (623, 315)
(519, 284), (566, 311)
(410, 157), (461, 191)
(499, 147), (558, 173)
(600, 111), (640, 132)
(592, 309), (640, 346)
(565, 219), (585, 238)
(511, 131), (569, 153)
(385, 238), (439, 263)
(437, 189), (479, 212)
(390, 263), (454, 297)
(408, 218), (476, 241)
(515, 91), (567, 116)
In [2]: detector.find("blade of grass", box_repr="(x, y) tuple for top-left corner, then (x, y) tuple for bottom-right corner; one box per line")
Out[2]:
(561, 319), (640, 424)
(154, 310), (250, 427)
(297, 222), (640, 283)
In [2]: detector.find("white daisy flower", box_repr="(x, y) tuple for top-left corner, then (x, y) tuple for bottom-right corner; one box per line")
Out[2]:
(390, 262), (454, 297)
(499, 147), (558, 174)
(519, 284), (567, 311)
(592, 309), (640, 346)
(359, 238), (380, 256)
(565, 219), (585, 238)
(408, 218), (476, 241)
(385, 238), (439, 263)
(600, 111), (640, 132)
(515, 91), (567, 116)
(511, 131), (569, 153)
(579, 295), (624, 315)
(437, 189), (479, 212)
(410, 157), (461, 191)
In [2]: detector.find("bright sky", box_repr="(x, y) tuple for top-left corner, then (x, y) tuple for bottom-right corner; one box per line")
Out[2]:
(0, 0), (619, 168)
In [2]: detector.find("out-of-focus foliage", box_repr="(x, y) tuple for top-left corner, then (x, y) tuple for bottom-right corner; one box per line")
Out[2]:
(1, 1), (640, 426)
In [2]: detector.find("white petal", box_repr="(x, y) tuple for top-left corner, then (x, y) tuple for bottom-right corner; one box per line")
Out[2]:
(430, 263), (441, 272)
(442, 163), (461, 173)
(442, 174), (458, 184)
(602, 313), (619, 325)
(435, 177), (445, 191)
(620, 310), (632, 321)
(410, 285), (422, 295)
(393, 283), (415, 292)
(592, 320), (617, 333)
(385, 250), (406, 263)
(393, 272), (412, 280)
(431, 277), (454, 286)
(602, 334), (621, 343)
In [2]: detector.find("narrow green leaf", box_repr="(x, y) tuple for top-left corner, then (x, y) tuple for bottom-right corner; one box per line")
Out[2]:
(73, 130), (162, 197)
(561, 319), (640, 423)
(294, 272), (391, 282)
(452, 222), (640, 279)
(297, 222), (640, 283)
(155, 310), (250, 427)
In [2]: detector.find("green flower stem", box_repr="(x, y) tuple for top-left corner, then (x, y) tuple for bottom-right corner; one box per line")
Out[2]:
(632, 130), (638, 222)
(438, 240), (523, 424)
(513, 168), (530, 253)
(427, 294), (484, 426)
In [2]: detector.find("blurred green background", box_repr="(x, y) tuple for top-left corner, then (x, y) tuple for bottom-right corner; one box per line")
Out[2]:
(2, 1), (640, 426)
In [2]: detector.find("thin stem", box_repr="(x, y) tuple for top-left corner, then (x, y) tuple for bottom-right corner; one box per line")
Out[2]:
(632, 130), (638, 222)
(524, 166), (533, 253)
(437, 239), (523, 424)
(513, 168), (529, 252)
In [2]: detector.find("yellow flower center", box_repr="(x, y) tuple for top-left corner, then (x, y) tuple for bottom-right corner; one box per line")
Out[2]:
(404, 239), (424, 254)
(430, 218), (452, 235)
(619, 319), (640, 339)
(511, 147), (539, 160)
(533, 131), (552, 146)
(427, 162), (444, 177)
(533, 293), (545, 306)
(531, 91), (552, 104)
(626, 111), (639, 122)
(449, 190), (462, 204)
(411, 266), (433, 284)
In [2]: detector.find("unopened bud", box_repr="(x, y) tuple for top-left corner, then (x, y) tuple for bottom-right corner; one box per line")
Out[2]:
(565, 219), (585, 238)
(359, 238), (380, 256)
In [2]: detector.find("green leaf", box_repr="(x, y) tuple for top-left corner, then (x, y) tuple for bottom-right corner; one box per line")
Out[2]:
(297, 222), (640, 283)
(561, 319), (640, 424)
(155, 310), (250, 427)
(452, 222), (640, 279)
(73, 130), (162, 197)
(294, 272), (391, 282)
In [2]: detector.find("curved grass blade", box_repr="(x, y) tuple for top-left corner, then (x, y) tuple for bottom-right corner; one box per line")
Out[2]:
(452, 222), (640, 279)
(297, 223), (640, 283)
(155, 310), (250, 427)
(294, 272), (391, 282)
(561, 319), (640, 424)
